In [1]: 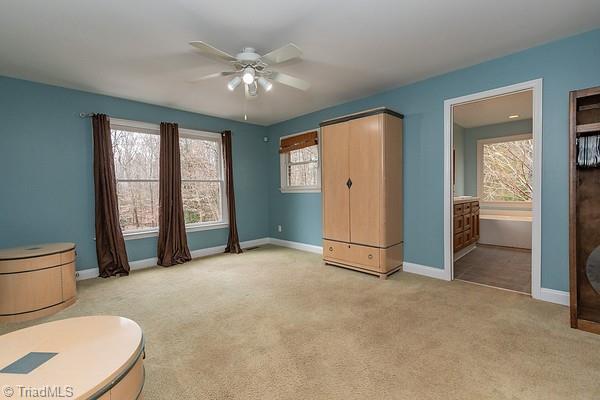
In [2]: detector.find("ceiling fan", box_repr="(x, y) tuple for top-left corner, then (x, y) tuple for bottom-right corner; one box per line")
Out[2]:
(189, 41), (310, 99)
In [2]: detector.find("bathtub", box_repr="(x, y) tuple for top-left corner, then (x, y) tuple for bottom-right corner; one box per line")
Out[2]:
(479, 211), (532, 249)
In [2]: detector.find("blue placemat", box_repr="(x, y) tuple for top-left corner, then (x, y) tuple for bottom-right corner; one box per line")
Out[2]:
(0, 352), (57, 374)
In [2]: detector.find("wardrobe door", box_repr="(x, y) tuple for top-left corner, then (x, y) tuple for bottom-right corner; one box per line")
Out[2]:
(322, 122), (350, 242)
(349, 115), (382, 246)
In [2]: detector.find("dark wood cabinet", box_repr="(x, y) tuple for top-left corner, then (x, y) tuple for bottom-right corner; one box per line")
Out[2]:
(454, 200), (479, 252)
(569, 85), (600, 335)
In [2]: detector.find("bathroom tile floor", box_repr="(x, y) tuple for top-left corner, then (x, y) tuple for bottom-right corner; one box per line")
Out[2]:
(454, 245), (531, 294)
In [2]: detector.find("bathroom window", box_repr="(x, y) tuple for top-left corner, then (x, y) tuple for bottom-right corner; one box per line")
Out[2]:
(111, 118), (227, 239)
(279, 130), (321, 193)
(477, 134), (533, 205)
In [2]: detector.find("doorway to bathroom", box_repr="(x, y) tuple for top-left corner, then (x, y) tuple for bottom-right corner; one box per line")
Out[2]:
(443, 80), (542, 297)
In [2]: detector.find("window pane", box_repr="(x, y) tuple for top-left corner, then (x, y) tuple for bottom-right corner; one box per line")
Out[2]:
(289, 145), (318, 163)
(182, 181), (222, 224)
(112, 130), (159, 180)
(288, 162), (319, 187)
(482, 138), (533, 202)
(116, 181), (159, 231)
(180, 137), (220, 180)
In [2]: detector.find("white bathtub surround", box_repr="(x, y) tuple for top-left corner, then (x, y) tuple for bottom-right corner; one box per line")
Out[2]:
(479, 209), (532, 249)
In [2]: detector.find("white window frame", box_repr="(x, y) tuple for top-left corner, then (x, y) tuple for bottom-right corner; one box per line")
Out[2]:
(279, 129), (321, 193)
(476, 133), (533, 209)
(111, 118), (228, 240)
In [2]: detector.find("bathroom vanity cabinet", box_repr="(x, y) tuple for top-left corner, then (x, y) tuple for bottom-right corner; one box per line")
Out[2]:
(454, 198), (480, 252)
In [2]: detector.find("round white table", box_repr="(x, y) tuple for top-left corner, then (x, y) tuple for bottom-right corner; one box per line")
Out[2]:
(0, 316), (145, 399)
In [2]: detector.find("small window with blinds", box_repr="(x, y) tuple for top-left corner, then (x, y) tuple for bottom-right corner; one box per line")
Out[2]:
(279, 130), (321, 193)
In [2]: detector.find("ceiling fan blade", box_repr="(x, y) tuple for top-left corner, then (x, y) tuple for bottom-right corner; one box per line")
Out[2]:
(188, 71), (237, 83)
(261, 43), (302, 65)
(270, 72), (310, 91)
(189, 41), (237, 63)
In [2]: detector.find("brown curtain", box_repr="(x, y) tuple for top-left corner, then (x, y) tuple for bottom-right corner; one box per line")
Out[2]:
(222, 131), (243, 254)
(157, 122), (192, 266)
(92, 114), (130, 277)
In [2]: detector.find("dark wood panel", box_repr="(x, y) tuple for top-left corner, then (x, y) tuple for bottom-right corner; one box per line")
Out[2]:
(570, 85), (600, 334)
(453, 200), (479, 253)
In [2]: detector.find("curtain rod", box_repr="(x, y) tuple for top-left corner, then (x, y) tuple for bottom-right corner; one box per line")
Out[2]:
(79, 112), (227, 135)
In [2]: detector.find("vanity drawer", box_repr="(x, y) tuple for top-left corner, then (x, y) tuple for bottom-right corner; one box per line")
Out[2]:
(470, 201), (479, 212)
(463, 230), (472, 244)
(462, 202), (471, 215)
(454, 232), (464, 250)
(454, 216), (464, 232)
(454, 204), (463, 215)
(463, 215), (471, 230)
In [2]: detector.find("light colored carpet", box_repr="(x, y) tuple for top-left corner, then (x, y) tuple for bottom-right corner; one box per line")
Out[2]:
(2, 245), (600, 399)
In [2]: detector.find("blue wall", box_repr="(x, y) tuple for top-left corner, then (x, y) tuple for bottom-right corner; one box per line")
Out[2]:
(453, 123), (465, 195)
(461, 119), (533, 197)
(2, 28), (600, 290)
(267, 28), (600, 292)
(0, 76), (269, 270)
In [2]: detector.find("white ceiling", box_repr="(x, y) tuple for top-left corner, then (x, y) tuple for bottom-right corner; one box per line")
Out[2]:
(0, 1), (598, 125)
(454, 90), (533, 128)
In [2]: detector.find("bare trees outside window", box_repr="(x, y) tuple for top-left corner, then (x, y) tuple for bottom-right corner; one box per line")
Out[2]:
(179, 135), (223, 225)
(288, 146), (319, 187)
(111, 122), (225, 234)
(480, 136), (533, 202)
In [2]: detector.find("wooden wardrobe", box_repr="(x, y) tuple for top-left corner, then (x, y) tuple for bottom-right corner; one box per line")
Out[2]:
(569, 85), (600, 334)
(320, 108), (404, 279)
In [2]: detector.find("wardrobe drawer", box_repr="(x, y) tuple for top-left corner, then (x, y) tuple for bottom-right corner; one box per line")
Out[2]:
(348, 243), (380, 269)
(324, 240), (351, 260)
(323, 240), (380, 270)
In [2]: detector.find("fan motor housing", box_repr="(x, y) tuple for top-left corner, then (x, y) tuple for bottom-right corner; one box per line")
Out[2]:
(236, 47), (261, 63)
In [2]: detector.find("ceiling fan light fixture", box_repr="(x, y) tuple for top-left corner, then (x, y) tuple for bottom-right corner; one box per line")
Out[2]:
(242, 67), (255, 85)
(247, 81), (258, 96)
(227, 76), (242, 91)
(258, 77), (273, 92)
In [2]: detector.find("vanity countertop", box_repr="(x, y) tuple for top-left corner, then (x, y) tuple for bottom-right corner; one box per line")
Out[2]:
(453, 196), (479, 205)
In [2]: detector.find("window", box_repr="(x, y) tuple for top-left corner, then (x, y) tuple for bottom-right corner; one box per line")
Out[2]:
(279, 130), (321, 193)
(477, 134), (533, 205)
(111, 119), (227, 239)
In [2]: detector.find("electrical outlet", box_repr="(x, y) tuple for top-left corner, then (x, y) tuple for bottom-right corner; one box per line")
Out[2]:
(277, 225), (282, 232)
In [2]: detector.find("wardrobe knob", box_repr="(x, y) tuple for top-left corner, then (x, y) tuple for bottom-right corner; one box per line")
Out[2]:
(329, 246), (333, 252)
(368, 254), (373, 260)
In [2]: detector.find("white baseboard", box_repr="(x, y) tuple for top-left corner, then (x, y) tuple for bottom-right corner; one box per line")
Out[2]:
(403, 262), (450, 281)
(75, 237), (571, 308)
(75, 268), (100, 281)
(76, 237), (270, 280)
(267, 238), (323, 254)
(536, 288), (569, 306)
(454, 244), (476, 262)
